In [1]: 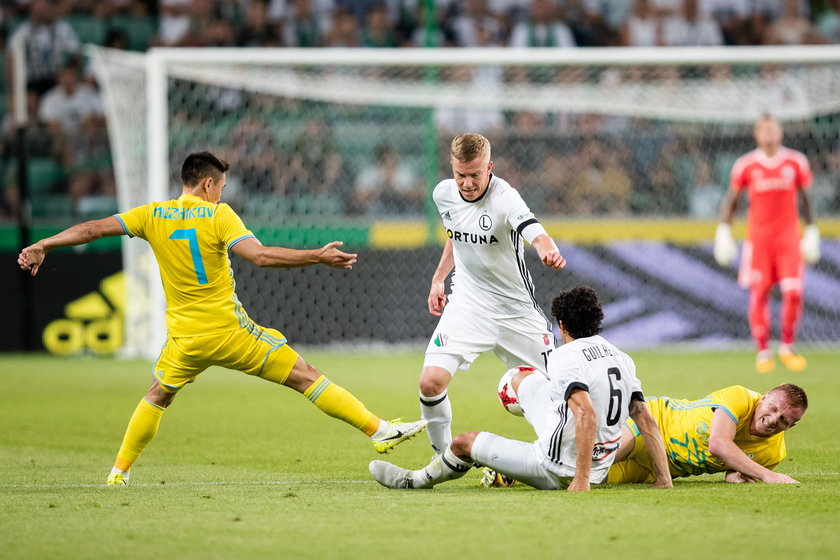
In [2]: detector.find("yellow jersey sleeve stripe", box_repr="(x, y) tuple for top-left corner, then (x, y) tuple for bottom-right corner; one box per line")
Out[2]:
(713, 405), (738, 424)
(227, 234), (255, 250)
(626, 418), (640, 437)
(114, 215), (134, 237)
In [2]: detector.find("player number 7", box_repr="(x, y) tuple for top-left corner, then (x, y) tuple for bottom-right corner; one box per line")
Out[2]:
(169, 228), (208, 285)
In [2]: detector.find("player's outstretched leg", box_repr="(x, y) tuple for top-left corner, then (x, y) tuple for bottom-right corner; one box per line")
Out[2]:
(372, 418), (428, 454)
(369, 446), (472, 489)
(272, 355), (426, 453)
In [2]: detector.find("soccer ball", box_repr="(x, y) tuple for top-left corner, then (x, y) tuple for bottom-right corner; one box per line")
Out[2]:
(498, 366), (535, 416)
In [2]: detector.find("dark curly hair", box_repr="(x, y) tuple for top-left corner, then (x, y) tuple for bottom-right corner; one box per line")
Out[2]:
(181, 151), (230, 187)
(550, 285), (604, 340)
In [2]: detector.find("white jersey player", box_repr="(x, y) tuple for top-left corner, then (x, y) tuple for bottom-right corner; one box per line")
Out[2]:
(420, 133), (567, 455)
(371, 286), (673, 492)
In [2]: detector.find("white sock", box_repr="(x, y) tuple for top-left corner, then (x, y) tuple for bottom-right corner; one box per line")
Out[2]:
(370, 419), (391, 440)
(411, 446), (472, 489)
(420, 390), (452, 454)
(778, 343), (794, 355)
(110, 467), (129, 477)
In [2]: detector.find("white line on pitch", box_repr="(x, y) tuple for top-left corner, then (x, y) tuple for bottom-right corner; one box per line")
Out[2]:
(0, 479), (375, 489)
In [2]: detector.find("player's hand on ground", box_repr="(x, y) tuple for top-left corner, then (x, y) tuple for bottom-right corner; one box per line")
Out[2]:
(318, 241), (358, 269)
(541, 249), (566, 270)
(567, 477), (590, 492)
(428, 281), (447, 316)
(18, 242), (46, 276)
(762, 471), (799, 484)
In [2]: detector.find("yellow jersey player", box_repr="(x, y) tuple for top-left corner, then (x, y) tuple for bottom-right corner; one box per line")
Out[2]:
(608, 384), (807, 484)
(17, 151), (426, 485)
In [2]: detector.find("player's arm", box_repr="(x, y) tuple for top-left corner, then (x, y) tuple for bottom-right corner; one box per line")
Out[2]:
(530, 234), (566, 270)
(567, 388), (596, 492)
(18, 216), (125, 276)
(798, 188), (820, 264)
(708, 408), (798, 484)
(628, 399), (672, 489)
(231, 237), (357, 269)
(428, 238), (454, 316)
(717, 188), (739, 225)
(713, 188), (741, 266)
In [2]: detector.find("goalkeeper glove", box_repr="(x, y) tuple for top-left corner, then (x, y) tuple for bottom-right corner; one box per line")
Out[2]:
(800, 224), (821, 264)
(713, 223), (737, 266)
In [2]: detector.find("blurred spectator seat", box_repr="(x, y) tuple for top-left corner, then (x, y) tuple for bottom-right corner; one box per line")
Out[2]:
(77, 194), (118, 218)
(714, 151), (740, 187)
(243, 194), (290, 220)
(109, 14), (156, 51)
(66, 14), (107, 45)
(27, 157), (63, 195)
(293, 194), (343, 217)
(31, 194), (73, 218)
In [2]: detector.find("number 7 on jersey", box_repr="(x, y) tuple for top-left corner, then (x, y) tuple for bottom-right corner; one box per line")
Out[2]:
(169, 228), (208, 285)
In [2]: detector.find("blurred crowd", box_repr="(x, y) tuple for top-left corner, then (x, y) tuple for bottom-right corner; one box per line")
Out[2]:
(1, 0), (839, 221)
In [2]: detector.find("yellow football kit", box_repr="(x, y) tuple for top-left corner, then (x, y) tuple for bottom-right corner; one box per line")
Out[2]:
(608, 385), (786, 483)
(115, 193), (299, 390)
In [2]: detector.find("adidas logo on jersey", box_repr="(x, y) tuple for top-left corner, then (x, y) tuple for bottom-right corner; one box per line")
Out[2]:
(446, 229), (499, 245)
(441, 210), (452, 220)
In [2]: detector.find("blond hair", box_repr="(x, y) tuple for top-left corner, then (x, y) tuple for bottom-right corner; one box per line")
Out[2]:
(450, 133), (491, 162)
(772, 383), (808, 410)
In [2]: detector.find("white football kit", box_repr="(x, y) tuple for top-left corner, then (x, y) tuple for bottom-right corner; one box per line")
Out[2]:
(424, 174), (554, 374)
(471, 335), (644, 489)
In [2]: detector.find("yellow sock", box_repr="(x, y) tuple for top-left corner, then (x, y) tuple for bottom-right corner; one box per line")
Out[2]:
(303, 375), (381, 436)
(113, 398), (165, 472)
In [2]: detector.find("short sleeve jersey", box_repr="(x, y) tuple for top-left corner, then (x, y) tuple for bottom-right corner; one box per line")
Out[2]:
(537, 335), (643, 482)
(115, 193), (255, 337)
(647, 385), (786, 477)
(730, 147), (811, 243)
(433, 174), (546, 319)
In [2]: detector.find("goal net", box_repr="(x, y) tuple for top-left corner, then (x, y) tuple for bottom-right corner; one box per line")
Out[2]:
(88, 46), (840, 359)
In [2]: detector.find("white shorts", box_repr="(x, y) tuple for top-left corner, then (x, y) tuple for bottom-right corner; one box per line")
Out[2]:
(471, 373), (568, 490)
(423, 304), (554, 375)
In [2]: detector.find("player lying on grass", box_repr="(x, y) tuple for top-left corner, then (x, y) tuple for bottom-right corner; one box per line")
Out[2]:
(369, 286), (673, 492)
(17, 151), (426, 486)
(606, 383), (807, 485)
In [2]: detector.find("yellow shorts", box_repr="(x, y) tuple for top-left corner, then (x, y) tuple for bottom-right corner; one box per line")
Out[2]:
(607, 419), (657, 484)
(152, 323), (299, 392)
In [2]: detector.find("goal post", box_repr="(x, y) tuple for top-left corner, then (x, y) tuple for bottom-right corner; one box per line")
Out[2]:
(88, 45), (840, 359)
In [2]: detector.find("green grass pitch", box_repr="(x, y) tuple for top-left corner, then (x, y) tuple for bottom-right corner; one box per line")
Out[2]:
(1, 350), (838, 559)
